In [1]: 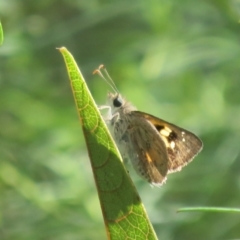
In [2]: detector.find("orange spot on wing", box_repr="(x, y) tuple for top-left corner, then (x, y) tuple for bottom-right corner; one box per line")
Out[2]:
(145, 152), (152, 163)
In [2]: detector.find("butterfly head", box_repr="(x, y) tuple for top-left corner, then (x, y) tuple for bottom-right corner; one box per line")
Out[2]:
(108, 92), (137, 115)
(107, 92), (124, 109)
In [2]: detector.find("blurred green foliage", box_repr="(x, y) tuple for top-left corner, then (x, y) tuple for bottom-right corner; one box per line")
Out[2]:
(0, 1), (240, 239)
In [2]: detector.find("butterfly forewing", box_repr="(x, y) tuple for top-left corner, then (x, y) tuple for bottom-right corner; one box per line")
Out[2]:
(133, 111), (203, 173)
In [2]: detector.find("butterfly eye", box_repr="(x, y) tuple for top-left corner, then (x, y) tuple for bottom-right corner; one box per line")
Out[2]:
(113, 96), (123, 107)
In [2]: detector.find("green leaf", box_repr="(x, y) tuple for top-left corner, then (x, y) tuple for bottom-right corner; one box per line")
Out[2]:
(0, 21), (3, 46)
(58, 47), (158, 240)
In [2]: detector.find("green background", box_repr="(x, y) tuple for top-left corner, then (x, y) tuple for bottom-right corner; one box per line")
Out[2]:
(1, 1), (240, 239)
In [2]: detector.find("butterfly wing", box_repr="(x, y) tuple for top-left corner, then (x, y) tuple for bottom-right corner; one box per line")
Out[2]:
(120, 112), (169, 186)
(133, 111), (203, 173)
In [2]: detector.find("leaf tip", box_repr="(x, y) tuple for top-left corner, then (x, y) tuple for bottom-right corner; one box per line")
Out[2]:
(56, 47), (67, 52)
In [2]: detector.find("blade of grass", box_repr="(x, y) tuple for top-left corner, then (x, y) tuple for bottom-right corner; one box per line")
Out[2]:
(178, 207), (240, 213)
(0, 21), (3, 46)
(58, 47), (158, 240)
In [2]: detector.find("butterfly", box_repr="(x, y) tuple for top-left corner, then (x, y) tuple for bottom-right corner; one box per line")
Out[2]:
(94, 65), (203, 186)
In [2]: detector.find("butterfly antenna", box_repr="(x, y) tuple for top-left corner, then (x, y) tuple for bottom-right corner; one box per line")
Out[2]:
(93, 64), (119, 93)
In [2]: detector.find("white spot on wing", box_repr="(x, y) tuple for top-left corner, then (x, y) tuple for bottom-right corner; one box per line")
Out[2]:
(170, 141), (175, 149)
(181, 131), (186, 142)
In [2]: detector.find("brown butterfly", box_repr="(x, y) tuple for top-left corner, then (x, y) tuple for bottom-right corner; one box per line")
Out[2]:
(94, 65), (203, 186)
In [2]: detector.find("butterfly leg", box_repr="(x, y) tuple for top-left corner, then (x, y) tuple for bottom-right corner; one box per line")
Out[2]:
(98, 105), (113, 122)
(98, 105), (121, 127)
(98, 105), (111, 111)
